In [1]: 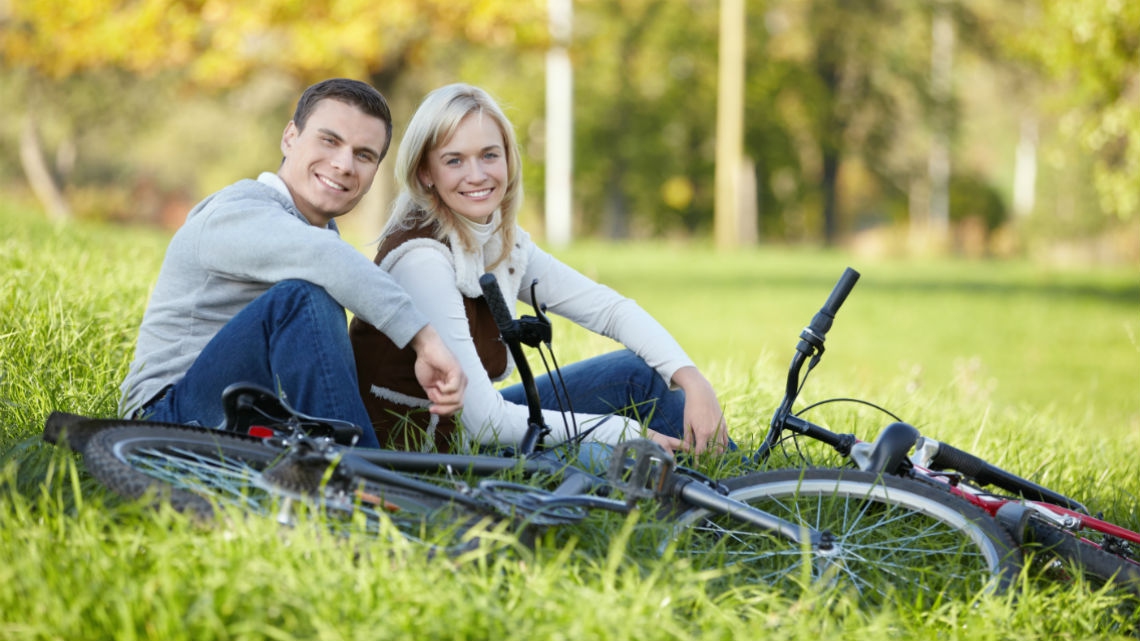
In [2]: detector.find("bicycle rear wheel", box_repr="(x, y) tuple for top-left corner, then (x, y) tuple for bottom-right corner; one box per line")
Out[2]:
(81, 424), (488, 547)
(1024, 516), (1140, 596)
(663, 468), (1021, 603)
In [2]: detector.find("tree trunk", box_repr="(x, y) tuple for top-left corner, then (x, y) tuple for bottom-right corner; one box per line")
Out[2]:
(19, 113), (72, 222)
(820, 148), (840, 244)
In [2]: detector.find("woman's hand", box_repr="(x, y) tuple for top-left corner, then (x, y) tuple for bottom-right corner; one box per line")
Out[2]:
(672, 366), (729, 455)
(646, 428), (684, 456)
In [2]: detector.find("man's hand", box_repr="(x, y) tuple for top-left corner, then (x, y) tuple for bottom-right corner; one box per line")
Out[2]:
(409, 325), (467, 416)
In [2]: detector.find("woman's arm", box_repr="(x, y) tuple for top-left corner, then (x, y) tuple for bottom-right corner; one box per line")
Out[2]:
(520, 244), (729, 454)
(387, 247), (641, 449)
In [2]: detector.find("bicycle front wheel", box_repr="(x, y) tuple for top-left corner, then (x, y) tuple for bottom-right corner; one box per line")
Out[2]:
(81, 424), (485, 547)
(664, 468), (1022, 603)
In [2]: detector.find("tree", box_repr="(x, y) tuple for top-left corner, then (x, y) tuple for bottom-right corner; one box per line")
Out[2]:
(1016, 0), (1140, 221)
(573, 0), (720, 238)
(0, 0), (547, 219)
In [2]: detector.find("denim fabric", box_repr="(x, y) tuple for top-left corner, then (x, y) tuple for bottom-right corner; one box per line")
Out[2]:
(142, 280), (380, 448)
(501, 349), (736, 459)
(500, 349), (684, 439)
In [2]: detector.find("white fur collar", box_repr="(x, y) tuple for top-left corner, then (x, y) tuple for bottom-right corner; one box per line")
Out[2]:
(378, 217), (530, 318)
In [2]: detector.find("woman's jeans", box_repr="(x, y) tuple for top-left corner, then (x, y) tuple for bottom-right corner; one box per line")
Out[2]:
(500, 349), (686, 439)
(500, 349), (735, 471)
(141, 280), (381, 448)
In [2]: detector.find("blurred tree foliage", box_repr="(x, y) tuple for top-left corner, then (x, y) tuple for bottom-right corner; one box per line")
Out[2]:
(0, 0), (546, 222)
(0, 0), (1136, 255)
(1012, 0), (1139, 223)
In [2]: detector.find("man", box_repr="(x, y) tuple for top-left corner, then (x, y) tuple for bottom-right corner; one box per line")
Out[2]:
(119, 78), (466, 447)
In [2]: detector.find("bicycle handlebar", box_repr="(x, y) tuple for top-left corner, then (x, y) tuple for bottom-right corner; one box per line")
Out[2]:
(479, 273), (548, 455)
(764, 268), (1089, 512)
(479, 273), (517, 337)
(800, 267), (860, 351)
(926, 439), (1088, 512)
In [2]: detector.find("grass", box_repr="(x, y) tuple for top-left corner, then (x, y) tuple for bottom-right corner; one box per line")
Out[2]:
(2, 201), (1139, 639)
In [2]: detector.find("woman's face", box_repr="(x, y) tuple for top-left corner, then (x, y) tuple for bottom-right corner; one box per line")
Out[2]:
(419, 112), (508, 224)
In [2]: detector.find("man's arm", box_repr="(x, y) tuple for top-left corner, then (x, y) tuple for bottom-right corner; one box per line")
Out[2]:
(409, 324), (466, 416)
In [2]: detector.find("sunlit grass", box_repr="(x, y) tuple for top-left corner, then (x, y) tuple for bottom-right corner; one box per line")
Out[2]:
(2, 203), (1139, 639)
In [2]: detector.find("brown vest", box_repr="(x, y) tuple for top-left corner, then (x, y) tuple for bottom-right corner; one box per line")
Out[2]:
(349, 220), (507, 452)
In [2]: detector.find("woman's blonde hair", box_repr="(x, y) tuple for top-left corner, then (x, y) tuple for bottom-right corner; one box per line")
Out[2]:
(383, 83), (522, 268)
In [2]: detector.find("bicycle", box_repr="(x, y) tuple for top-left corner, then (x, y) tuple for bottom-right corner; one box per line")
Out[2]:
(42, 272), (1022, 603)
(757, 267), (1140, 596)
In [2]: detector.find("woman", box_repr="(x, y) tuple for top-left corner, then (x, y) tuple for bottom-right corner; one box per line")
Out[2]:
(349, 83), (729, 457)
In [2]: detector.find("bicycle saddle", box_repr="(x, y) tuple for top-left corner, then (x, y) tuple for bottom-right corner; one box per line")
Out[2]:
(220, 382), (363, 446)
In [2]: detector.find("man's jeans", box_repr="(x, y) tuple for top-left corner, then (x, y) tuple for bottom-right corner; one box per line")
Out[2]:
(142, 280), (381, 448)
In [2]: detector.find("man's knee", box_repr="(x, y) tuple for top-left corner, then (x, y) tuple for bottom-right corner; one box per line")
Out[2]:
(265, 280), (339, 311)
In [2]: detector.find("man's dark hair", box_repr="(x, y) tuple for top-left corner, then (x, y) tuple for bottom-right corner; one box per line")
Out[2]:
(292, 78), (394, 161)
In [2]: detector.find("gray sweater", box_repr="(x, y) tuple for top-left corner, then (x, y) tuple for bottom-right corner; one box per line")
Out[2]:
(119, 173), (427, 416)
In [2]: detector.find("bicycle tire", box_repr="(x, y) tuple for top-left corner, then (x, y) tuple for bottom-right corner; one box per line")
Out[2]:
(663, 468), (1022, 603)
(1024, 516), (1140, 595)
(81, 424), (489, 546)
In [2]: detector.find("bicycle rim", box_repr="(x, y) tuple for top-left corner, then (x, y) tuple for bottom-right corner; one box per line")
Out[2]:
(81, 424), (491, 549)
(664, 468), (1021, 603)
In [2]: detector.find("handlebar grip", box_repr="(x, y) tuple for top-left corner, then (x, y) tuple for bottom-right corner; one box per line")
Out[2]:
(928, 441), (990, 480)
(806, 267), (860, 339)
(821, 267), (861, 319)
(478, 273), (515, 334)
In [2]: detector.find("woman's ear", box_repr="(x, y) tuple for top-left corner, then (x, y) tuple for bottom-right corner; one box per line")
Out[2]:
(418, 168), (434, 190)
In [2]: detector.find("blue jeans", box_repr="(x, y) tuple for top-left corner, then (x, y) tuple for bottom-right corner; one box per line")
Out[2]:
(501, 349), (736, 471)
(501, 349), (686, 440)
(142, 280), (380, 448)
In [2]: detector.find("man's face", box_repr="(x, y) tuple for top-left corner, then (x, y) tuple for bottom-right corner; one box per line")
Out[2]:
(277, 99), (389, 227)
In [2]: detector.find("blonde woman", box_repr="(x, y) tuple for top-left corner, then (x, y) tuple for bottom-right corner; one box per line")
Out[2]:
(350, 83), (729, 458)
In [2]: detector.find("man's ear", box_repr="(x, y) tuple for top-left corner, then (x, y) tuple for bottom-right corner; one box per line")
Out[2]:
(281, 121), (298, 156)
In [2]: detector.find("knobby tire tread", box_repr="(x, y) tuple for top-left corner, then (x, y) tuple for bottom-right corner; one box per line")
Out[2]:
(82, 423), (285, 519)
(1026, 517), (1140, 595)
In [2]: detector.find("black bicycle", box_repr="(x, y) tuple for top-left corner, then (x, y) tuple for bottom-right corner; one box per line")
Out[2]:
(43, 271), (1022, 603)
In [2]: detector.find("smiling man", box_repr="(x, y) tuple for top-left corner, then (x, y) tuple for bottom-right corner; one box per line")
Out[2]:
(119, 79), (466, 447)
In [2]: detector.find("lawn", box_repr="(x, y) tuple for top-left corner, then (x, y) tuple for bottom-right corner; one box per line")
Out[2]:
(2, 201), (1139, 640)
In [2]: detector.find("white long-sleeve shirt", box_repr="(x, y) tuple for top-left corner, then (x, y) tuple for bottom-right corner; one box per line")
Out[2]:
(382, 216), (694, 447)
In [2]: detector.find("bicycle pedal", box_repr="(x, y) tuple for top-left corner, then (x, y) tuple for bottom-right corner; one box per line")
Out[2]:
(606, 439), (676, 503)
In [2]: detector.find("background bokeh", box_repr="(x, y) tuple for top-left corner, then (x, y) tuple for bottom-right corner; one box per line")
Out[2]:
(1, 0), (1138, 264)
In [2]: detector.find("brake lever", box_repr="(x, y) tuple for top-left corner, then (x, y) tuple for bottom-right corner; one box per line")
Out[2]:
(517, 279), (552, 347)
